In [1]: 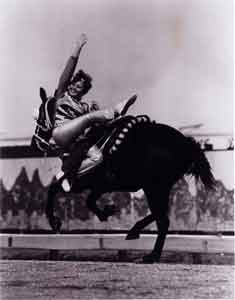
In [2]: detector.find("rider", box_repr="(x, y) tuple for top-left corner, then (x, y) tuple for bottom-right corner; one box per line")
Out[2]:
(53, 34), (136, 191)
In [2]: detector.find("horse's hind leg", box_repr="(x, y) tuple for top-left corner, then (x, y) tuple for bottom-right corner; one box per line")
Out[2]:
(141, 185), (170, 263)
(126, 214), (155, 240)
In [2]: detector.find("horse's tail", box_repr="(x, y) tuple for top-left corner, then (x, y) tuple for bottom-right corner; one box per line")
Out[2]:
(186, 137), (215, 190)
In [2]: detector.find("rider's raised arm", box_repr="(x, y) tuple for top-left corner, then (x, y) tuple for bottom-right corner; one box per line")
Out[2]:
(55, 34), (88, 99)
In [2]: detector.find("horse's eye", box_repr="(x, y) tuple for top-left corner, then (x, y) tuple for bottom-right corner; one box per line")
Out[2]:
(33, 108), (39, 121)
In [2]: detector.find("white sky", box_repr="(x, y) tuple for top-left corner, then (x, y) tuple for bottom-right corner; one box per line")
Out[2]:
(0, 0), (233, 138)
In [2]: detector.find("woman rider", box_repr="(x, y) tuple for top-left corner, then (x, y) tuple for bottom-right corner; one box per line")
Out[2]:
(53, 34), (136, 190)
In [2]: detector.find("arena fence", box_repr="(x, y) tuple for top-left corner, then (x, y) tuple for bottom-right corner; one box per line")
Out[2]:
(0, 233), (234, 254)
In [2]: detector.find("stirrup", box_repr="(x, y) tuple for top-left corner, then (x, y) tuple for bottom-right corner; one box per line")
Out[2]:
(77, 156), (103, 177)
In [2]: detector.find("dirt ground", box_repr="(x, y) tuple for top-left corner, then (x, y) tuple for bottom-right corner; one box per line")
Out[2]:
(0, 260), (234, 299)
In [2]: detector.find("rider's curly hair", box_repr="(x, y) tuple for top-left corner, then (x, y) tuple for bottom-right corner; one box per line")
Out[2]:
(70, 69), (92, 95)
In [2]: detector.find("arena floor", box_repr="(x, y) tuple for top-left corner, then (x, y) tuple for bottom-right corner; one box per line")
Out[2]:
(0, 260), (234, 299)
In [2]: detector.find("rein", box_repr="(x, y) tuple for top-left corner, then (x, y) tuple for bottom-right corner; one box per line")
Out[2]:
(33, 124), (53, 152)
(35, 121), (48, 132)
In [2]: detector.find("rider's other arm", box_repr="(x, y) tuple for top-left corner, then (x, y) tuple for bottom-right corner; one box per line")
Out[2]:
(55, 34), (87, 99)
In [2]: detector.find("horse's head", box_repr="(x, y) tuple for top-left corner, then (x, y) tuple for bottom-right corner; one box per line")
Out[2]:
(31, 87), (57, 153)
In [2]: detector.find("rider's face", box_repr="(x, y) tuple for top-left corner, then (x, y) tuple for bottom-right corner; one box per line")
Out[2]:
(68, 79), (85, 98)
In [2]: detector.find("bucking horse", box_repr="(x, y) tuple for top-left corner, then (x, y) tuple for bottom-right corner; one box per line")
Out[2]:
(31, 87), (215, 263)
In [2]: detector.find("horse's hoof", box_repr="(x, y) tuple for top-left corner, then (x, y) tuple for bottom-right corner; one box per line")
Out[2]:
(49, 216), (62, 233)
(125, 231), (140, 240)
(134, 257), (145, 264)
(135, 253), (160, 264)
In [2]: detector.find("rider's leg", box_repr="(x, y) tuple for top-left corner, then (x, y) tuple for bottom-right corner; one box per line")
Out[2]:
(56, 138), (90, 191)
(57, 144), (103, 190)
(53, 95), (137, 148)
(53, 109), (111, 191)
(56, 139), (103, 191)
(114, 94), (137, 116)
(52, 109), (115, 148)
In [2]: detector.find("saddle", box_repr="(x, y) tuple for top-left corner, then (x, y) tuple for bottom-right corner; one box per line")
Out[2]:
(61, 114), (152, 179)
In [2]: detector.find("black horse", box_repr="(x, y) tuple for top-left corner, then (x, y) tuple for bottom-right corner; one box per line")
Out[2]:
(32, 88), (215, 263)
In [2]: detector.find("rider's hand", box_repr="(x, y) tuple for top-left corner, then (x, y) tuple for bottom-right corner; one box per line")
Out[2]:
(72, 34), (88, 57)
(78, 33), (87, 48)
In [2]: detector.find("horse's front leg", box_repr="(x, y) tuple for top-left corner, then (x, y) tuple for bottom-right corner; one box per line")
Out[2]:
(46, 181), (63, 232)
(86, 190), (115, 222)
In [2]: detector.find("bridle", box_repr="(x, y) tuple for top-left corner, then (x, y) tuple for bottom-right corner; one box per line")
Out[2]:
(33, 126), (52, 152)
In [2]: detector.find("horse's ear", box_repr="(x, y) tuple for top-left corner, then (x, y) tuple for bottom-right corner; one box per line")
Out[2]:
(39, 87), (47, 103)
